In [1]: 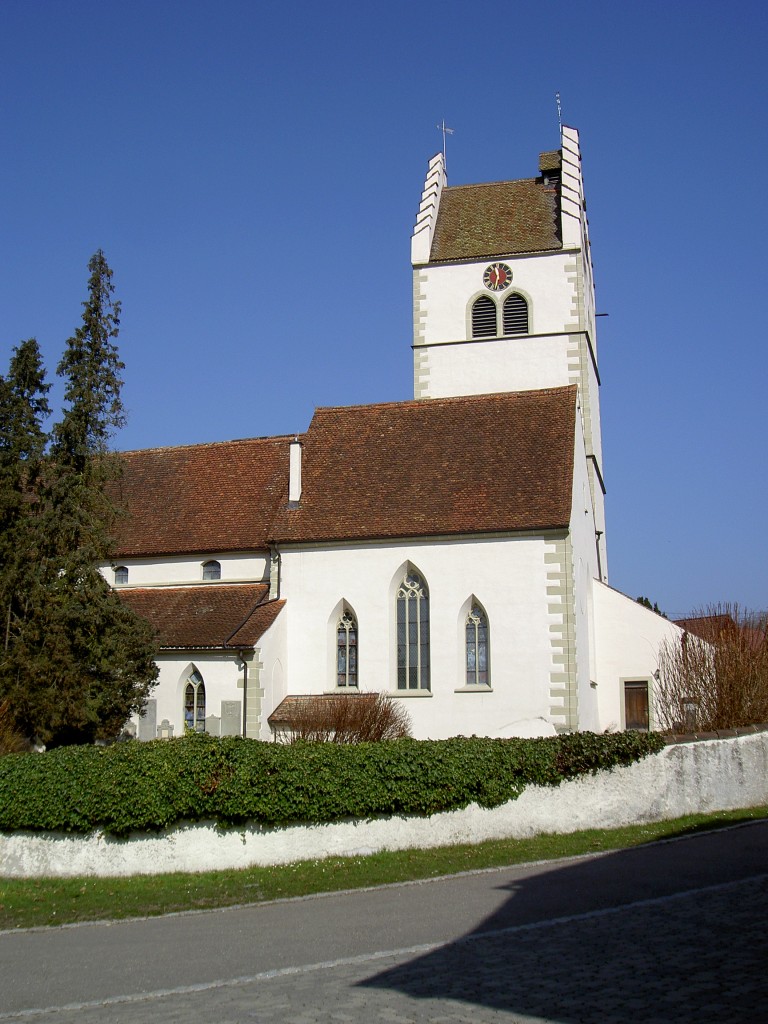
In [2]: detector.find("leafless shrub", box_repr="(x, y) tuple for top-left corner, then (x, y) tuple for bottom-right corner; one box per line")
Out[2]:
(277, 692), (412, 744)
(655, 604), (768, 732)
(0, 699), (33, 755)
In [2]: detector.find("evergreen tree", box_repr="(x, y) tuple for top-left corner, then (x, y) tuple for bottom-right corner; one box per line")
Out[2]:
(0, 252), (158, 747)
(0, 340), (50, 684)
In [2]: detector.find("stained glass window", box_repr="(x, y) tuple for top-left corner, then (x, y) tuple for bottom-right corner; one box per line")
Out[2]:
(466, 603), (489, 687)
(397, 571), (430, 690)
(337, 610), (358, 688)
(184, 670), (206, 732)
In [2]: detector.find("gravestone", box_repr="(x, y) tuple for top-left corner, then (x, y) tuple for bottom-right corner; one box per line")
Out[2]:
(138, 699), (157, 741)
(221, 700), (242, 736)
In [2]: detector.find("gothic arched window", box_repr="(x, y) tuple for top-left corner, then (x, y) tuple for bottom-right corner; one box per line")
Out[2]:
(184, 670), (206, 732)
(466, 603), (490, 687)
(502, 293), (529, 335)
(202, 559), (221, 581)
(471, 296), (497, 338)
(114, 565), (129, 585)
(337, 609), (358, 688)
(397, 571), (430, 690)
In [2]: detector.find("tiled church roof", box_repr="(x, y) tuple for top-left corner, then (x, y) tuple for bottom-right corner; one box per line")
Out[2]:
(111, 436), (290, 557)
(272, 387), (576, 544)
(111, 387), (576, 556)
(430, 178), (561, 262)
(117, 583), (284, 649)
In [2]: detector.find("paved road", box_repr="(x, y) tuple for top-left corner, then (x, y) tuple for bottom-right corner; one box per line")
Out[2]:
(1, 822), (767, 1023)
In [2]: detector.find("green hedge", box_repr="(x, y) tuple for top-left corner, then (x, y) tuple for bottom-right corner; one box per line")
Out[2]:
(0, 731), (665, 838)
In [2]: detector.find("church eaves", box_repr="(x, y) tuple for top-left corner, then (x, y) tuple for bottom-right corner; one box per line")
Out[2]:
(271, 386), (577, 545)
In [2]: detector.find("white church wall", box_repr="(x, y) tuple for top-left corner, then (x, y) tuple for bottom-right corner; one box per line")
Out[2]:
(100, 551), (269, 588)
(569, 416), (602, 732)
(416, 251), (580, 348)
(277, 534), (561, 740)
(592, 581), (683, 731)
(419, 333), (575, 400)
(255, 605), (289, 740)
(133, 651), (244, 740)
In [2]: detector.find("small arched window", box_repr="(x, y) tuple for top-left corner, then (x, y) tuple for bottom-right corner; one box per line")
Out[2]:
(397, 570), (430, 690)
(336, 609), (358, 688)
(471, 296), (497, 338)
(466, 603), (490, 687)
(502, 293), (528, 335)
(202, 559), (221, 581)
(114, 565), (129, 585)
(184, 670), (206, 732)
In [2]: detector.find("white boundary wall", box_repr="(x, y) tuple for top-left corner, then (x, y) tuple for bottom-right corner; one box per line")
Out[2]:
(2, 733), (767, 878)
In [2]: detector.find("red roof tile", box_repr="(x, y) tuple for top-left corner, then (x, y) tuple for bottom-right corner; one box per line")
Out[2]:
(110, 436), (290, 557)
(271, 387), (576, 544)
(117, 584), (284, 649)
(430, 178), (561, 262)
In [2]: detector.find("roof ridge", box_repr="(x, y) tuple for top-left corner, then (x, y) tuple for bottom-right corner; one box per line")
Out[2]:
(313, 385), (576, 416)
(443, 177), (540, 191)
(120, 433), (299, 456)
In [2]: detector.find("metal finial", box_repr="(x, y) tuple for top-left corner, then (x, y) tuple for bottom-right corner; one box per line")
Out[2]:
(436, 119), (454, 166)
(556, 92), (562, 134)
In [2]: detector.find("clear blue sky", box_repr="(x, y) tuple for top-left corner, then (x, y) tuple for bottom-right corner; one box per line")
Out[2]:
(1, 0), (766, 618)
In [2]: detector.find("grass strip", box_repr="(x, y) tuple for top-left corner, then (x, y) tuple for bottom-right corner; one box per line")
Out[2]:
(1, 804), (766, 931)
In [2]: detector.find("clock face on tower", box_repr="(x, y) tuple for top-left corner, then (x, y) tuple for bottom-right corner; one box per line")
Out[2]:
(483, 262), (512, 291)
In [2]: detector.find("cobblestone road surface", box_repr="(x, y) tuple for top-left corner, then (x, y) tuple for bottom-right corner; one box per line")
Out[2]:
(2, 829), (767, 1023)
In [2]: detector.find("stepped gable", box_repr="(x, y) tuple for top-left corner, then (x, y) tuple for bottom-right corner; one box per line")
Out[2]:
(117, 584), (285, 649)
(272, 386), (577, 544)
(429, 175), (561, 262)
(111, 435), (291, 557)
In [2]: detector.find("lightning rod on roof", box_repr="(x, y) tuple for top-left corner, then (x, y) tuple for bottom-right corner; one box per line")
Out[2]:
(436, 119), (454, 167)
(555, 92), (562, 134)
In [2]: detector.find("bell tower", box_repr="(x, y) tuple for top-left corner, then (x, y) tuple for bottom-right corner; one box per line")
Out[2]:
(410, 125), (606, 575)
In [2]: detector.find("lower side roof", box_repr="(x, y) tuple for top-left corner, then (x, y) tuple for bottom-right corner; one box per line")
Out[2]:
(118, 584), (285, 650)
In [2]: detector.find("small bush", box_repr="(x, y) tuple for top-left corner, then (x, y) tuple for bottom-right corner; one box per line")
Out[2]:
(0, 730), (664, 838)
(657, 604), (768, 731)
(277, 692), (412, 743)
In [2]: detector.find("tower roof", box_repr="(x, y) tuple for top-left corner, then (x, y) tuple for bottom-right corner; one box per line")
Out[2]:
(429, 176), (561, 262)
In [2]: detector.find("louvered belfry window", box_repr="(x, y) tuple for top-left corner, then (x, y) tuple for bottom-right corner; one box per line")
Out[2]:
(471, 296), (497, 338)
(503, 293), (528, 335)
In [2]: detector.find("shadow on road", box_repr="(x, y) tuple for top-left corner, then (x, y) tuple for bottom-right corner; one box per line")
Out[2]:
(357, 823), (768, 1022)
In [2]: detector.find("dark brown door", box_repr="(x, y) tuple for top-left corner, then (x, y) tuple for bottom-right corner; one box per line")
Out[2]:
(624, 680), (649, 730)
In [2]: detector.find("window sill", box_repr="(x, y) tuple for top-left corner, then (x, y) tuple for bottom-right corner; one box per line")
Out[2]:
(454, 686), (493, 693)
(390, 690), (433, 698)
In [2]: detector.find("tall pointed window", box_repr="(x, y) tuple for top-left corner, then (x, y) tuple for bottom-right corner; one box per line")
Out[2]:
(471, 296), (497, 338)
(114, 565), (129, 585)
(337, 609), (358, 688)
(184, 670), (206, 732)
(503, 293), (528, 335)
(466, 603), (490, 687)
(397, 571), (430, 690)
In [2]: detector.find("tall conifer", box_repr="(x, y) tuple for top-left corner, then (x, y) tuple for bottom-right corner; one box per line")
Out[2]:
(0, 253), (158, 747)
(0, 339), (50, 656)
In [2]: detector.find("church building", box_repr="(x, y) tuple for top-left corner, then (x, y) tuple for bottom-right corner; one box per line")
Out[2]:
(107, 126), (680, 742)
